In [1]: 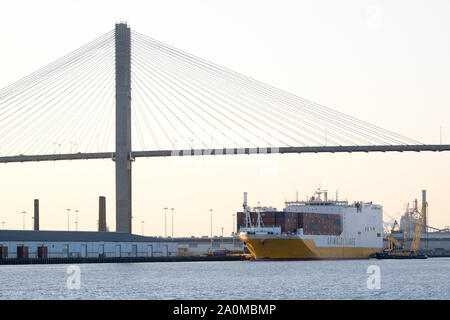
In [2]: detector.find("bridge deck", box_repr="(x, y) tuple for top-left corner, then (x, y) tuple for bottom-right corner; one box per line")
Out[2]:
(1, 145), (449, 163)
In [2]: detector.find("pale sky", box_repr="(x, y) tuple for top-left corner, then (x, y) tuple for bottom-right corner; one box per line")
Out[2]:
(0, 0), (449, 236)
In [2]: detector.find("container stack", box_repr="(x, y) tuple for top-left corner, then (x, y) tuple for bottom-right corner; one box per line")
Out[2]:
(302, 213), (341, 235)
(284, 212), (300, 233)
(236, 211), (279, 230)
(237, 211), (341, 235)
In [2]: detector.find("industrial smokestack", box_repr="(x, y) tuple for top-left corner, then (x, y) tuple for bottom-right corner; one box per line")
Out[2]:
(243, 192), (248, 209)
(34, 199), (39, 231)
(422, 190), (427, 236)
(99, 196), (107, 232)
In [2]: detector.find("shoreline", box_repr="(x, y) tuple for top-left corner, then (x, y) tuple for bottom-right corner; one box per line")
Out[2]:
(0, 255), (247, 266)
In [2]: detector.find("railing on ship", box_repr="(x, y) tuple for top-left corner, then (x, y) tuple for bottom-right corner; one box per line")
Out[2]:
(284, 200), (349, 206)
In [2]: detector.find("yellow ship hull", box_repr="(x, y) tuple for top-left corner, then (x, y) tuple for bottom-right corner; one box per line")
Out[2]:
(240, 235), (379, 260)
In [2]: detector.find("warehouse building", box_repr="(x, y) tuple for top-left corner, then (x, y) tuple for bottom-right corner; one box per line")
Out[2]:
(0, 230), (177, 259)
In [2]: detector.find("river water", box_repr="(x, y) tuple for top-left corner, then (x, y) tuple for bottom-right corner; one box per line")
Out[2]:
(0, 258), (448, 299)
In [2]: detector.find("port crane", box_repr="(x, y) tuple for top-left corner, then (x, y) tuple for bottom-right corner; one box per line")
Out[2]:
(386, 236), (402, 252)
(378, 197), (427, 259)
(410, 201), (427, 253)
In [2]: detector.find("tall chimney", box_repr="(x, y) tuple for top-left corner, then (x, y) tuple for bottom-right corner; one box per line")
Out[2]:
(99, 196), (107, 232)
(243, 192), (248, 209)
(422, 190), (427, 235)
(34, 199), (39, 231)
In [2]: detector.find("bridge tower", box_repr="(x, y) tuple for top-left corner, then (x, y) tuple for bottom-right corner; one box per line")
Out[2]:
(115, 22), (132, 233)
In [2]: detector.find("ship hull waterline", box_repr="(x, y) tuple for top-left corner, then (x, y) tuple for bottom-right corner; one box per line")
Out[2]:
(240, 235), (380, 260)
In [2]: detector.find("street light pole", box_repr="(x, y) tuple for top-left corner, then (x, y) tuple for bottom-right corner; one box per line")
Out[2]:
(209, 209), (213, 247)
(75, 210), (79, 231)
(20, 211), (27, 230)
(232, 213), (236, 248)
(66, 208), (71, 231)
(164, 207), (168, 238)
(209, 209), (213, 238)
(141, 220), (145, 235)
(171, 208), (174, 238)
(232, 214), (236, 235)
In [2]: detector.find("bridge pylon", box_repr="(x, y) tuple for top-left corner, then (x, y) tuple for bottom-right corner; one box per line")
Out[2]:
(115, 22), (132, 233)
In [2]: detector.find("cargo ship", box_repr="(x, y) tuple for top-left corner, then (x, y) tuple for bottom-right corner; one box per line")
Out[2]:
(237, 189), (383, 260)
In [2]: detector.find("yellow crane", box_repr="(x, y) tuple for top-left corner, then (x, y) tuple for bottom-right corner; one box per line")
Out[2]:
(411, 201), (427, 253)
(387, 235), (402, 252)
(378, 198), (427, 259)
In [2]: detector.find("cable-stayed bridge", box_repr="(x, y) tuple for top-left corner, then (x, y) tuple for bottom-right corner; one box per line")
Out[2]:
(0, 23), (448, 233)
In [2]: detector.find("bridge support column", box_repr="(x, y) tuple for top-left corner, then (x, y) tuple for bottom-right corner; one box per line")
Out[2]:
(115, 23), (132, 233)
